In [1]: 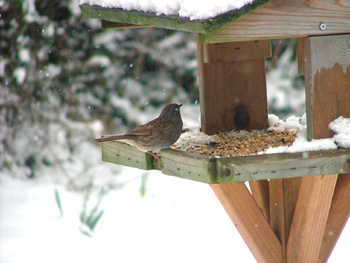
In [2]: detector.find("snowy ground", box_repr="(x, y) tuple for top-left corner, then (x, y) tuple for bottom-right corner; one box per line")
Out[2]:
(0, 171), (255, 263)
(1, 168), (349, 263)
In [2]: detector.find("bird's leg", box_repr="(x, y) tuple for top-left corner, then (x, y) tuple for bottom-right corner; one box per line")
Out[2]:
(148, 151), (161, 162)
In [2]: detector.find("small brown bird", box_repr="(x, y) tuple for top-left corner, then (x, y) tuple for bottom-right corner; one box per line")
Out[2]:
(95, 103), (183, 160)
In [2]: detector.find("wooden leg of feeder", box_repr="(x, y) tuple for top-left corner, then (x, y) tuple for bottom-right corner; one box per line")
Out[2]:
(269, 178), (302, 263)
(286, 174), (338, 263)
(302, 34), (350, 140)
(196, 35), (271, 134)
(318, 173), (350, 262)
(211, 182), (282, 263)
(249, 180), (270, 222)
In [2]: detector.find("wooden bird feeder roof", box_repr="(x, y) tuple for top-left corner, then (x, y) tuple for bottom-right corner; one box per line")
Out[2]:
(80, 0), (350, 43)
(80, 0), (271, 35)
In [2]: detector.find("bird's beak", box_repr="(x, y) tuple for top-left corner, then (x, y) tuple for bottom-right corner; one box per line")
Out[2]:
(179, 104), (183, 107)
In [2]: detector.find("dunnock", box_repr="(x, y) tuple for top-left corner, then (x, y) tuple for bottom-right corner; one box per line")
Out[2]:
(95, 103), (183, 160)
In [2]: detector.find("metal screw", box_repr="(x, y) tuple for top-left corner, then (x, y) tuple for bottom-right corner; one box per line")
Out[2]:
(223, 168), (231, 177)
(319, 23), (327, 31)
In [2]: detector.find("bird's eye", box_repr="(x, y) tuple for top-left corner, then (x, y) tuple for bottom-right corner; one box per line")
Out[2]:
(175, 108), (179, 111)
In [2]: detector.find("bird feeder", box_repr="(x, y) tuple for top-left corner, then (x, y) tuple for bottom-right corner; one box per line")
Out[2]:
(80, 0), (350, 262)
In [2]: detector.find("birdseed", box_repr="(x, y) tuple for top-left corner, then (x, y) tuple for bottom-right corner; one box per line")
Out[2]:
(173, 128), (300, 157)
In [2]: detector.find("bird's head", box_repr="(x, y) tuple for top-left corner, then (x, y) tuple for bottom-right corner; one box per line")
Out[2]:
(160, 103), (183, 121)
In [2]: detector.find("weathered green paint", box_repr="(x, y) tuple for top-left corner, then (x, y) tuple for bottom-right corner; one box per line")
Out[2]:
(215, 149), (350, 182)
(100, 141), (350, 184)
(102, 141), (157, 170)
(101, 20), (154, 30)
(80, 5), (205, 33)
(80, 0), (271, 35)
(161, 148), (217, 183)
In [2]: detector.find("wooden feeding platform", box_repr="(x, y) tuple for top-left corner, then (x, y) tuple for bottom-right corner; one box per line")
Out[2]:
(81, 0), (350, 262)
(103, 141), (350, 184)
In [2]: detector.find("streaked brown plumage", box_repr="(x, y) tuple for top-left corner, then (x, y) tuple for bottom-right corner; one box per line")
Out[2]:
(95, 103), (183, 160)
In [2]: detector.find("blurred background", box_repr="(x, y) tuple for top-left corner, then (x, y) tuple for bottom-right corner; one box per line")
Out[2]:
(4, 1), (341, 263)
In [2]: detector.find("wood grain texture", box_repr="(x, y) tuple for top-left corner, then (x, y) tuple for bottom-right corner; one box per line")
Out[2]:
(201, 0), (350, 43)
(269, 178), (302, 263)
(211, 182), (282, 263)
(102, 141), (156, 170)
(317, 173), (350, 263)
(249, 180), (270, 221)
(197, 36), (269, 135)
(297, 38), (306, 75)
(304, 34), (350, 140)
(286, 174), (338, 263)
(101, 140), (350, 183)
(160, 148), (216, 183)
(216, 149), (350, 182)
(203, 40), (271, 62)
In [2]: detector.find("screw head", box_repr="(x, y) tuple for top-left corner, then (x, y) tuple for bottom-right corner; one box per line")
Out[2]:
(223, 168), (231, 177)
(319, 23), (327, 31)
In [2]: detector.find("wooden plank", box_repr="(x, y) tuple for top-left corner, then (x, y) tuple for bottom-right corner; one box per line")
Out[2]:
(160, 148), (216, 183)
(297, 38), (306, 76)
(203, 40), (271, 62)
(101, 140), (350, 183)
(304, 34), (350, 140)
(197, 36), (269, 135)
(211, 182), (282, 263)
(269, 178), (302, 263)
(101, 20), (153, 29)
(216, 149), (350, 182)
(286, 174), (338, 263)
(80, 0), (271, 34)
(318, 173), (350, 263)
(102, 141), (157, 170)
(200, 0), (350, 43)
(249, 180), (270, 221)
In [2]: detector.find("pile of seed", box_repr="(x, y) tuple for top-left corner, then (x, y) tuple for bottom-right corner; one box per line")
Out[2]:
(173, 128), (300, 157)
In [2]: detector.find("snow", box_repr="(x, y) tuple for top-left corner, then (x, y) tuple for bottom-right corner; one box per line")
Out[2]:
(329, 116), (350, 148)
(0, 172), (255, 263)
(1, 163), (349, 263)
(80, 0), (255, 20)
(265, 115), (350, 154)
(13, 67), (27, 85)
(23, 0), (47, 23)
(175, 124), (213, 150)
(266, 45), (305, 117)
(268, 114), (304, 131)
(0, 59), (7, 77)
(42, 23), (55, 37)
(87, 55), (111, 67)
(45, 64), (62, 78)
(19, 48), (31, 63)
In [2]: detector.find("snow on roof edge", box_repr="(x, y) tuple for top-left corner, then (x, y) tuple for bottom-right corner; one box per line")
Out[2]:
(80, 0), (257, 21)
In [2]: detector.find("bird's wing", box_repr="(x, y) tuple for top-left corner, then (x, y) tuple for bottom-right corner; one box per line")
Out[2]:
(127, 125), (152, 136)
(127, 124), (162, 136)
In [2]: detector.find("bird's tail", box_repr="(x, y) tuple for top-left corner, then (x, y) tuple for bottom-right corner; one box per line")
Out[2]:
(95, 135), (131, 143)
